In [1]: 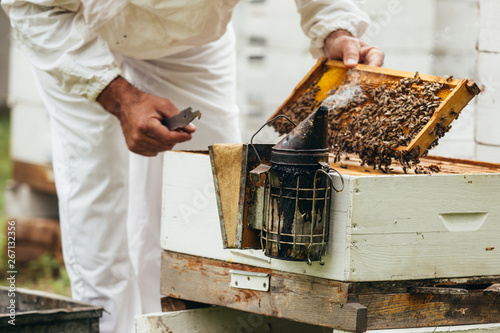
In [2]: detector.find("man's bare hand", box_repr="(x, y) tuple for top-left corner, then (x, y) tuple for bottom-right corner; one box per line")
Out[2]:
(97, 76), (195, 156)
(323, 30), (385, 68)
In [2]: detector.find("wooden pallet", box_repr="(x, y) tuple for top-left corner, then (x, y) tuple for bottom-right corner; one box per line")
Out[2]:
(161, 251), (500, 333)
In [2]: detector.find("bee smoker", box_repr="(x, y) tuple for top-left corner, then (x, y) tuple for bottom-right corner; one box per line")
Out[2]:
(251, 106), (343, 264)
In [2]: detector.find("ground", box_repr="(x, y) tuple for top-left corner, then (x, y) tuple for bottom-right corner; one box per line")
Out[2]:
(0, 111), (71, 297)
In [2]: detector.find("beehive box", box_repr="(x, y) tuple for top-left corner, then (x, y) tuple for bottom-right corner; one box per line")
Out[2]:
(0, 287), (102, 332)
(161, 149), (500, 282)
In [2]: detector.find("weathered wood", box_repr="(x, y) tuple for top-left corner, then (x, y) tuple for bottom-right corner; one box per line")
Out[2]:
(160, 297), (210, 312)
(13, 160), (56, 194)
(208, 144), (267, 250)
(330, 153), (500, 176)
(349, 276), (500, 295)
(359, 290), (500, 330)
(137, 306), (330, 333)
(408, 286), (468, 295)
(484, 284), (500, 295)
(160, 251), (366, 332)
(0, 287), (102, 332)
(160, 251), (500, 331)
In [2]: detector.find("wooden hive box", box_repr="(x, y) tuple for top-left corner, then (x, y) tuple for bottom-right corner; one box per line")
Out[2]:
(160, 150), (500, 282)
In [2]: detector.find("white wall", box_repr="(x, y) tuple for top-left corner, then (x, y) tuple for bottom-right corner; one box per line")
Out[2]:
(475, 0), (500, 162)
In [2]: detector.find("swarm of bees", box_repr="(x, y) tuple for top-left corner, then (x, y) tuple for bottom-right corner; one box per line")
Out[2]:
(273, 85), (322, 136)
(272, 73), (452, 173)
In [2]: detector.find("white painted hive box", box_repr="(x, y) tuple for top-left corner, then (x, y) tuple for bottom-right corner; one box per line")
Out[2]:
(161, 150), (500, 282)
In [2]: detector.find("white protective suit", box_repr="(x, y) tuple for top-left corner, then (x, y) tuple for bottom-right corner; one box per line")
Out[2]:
(2, 1), (369, 332)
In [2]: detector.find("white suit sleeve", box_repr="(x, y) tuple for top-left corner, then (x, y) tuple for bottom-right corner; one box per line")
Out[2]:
(295, 0), (370, 59)
(2, 0), (121, 101)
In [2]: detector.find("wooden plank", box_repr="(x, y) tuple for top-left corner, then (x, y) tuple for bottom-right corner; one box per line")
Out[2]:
(423, 155), (500, 172)
(136, 306), (330, 333)
(408, 286), (468, 295)
(160, 251), (368, 332)
(405, 79), (478, 159)
(160, 252), (500, 331)
(348, 172), (500, 234)
(359, 290), (500, 330)
(484, 284), (500, 295)
(13, 160), (56, 194)
(0, 287), (102, 330)
(349, 276), (500, 295)
(330, 153), (500, 176)
(322, 60), (462, 87)
(348, 231), (500, 281)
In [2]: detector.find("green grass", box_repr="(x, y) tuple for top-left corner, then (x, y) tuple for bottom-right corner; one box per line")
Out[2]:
(0, 112), (12, 285)
(0, 111), (10, 218)
(0, 112), (71, 297)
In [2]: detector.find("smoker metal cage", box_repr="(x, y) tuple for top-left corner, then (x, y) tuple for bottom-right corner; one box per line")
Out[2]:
(261, 168), (339, 265)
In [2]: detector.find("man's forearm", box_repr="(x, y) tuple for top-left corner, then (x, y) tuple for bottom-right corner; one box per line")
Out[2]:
(97, 76), (141, 119)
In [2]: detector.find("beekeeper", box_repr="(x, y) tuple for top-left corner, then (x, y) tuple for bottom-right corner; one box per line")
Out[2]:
(2, 1), (383, 332)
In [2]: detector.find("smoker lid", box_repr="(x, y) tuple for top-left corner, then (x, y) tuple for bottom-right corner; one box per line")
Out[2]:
(271, 106), (330, 165)
(273, 106), (329, 151)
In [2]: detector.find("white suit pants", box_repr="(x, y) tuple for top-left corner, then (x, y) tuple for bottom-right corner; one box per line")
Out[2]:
(33, 28), (241, 333)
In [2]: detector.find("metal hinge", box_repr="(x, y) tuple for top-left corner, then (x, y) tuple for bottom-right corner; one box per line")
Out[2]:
(229, 270), (270, 292)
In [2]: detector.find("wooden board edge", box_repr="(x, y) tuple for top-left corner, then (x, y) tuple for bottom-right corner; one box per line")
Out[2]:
(425, 154), (500, 170)
(235, 144), (249, 249)
(324, 59), (463, 87)
(347, 302), (368, 333)
(359, 290), (500, 330)
(160, 251), (360, 331)
(207, 146), (228, 249)
(404, 79), (476, 158)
